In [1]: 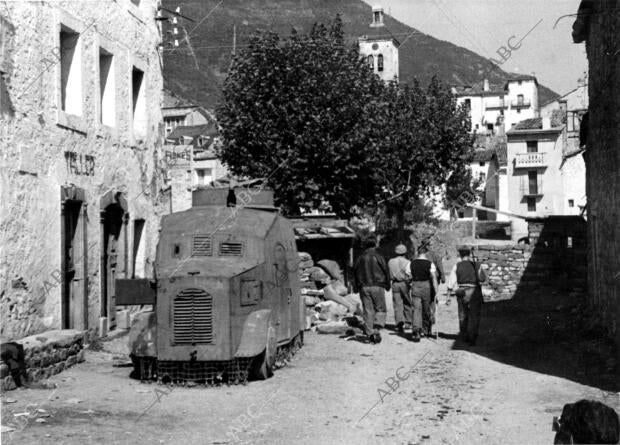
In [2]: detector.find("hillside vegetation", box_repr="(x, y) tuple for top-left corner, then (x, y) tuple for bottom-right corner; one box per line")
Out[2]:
(162, 0), (558, 110)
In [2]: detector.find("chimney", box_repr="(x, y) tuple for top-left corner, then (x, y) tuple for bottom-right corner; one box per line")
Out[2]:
(542, 116), (551, 129)
(483, 79), (489, 92)
(497, 115), (505, 136)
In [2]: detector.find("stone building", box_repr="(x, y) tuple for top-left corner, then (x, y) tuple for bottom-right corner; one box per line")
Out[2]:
(162, 89), (213, 137)
(506, 116), (572, 217)
(455, 75), (539, 134)
(0, 0), (165, 340)
(165, 122), (227, 213)
(573, 0), (620, 345)
(358, 6), (399, 83)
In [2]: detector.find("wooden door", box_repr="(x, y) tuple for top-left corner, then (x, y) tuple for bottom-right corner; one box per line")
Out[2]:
(62, 199), (87, 329)
(102, 204), (126, 330)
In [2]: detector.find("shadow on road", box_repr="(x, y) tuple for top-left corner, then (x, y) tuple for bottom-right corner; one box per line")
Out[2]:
(452, 287), (619, 393)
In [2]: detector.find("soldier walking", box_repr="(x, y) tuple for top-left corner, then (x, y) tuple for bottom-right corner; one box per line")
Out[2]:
(388, 244), (412, 333)
(447, 245), (487, 346)
(354, 235), (391, 344)
(410, 244), (438, 342)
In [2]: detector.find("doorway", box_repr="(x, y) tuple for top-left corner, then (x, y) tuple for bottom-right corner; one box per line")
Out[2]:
(61, 186), (88, 329)
(100, 191), (128, 330)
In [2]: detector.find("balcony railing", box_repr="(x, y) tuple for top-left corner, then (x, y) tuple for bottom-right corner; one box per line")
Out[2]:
(514, 152), (546, 168)
(485, 100), (508, 110)
(511, 100), (531, 109)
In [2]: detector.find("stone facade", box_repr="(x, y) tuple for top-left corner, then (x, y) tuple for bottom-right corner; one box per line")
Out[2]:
(470, 239), (586, 301)
(0, 1), (166, 340)
(573, 0), (620, 344)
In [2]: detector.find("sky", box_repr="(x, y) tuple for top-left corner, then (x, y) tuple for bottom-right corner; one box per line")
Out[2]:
(362, 0), (588, 95)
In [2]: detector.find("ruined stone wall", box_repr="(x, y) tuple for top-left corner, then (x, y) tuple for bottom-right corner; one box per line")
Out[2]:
(0, 1), (165, 340)
(0, 330), (86, 391)
(472, 243), (587, 301)
(581, 0), (620, 342)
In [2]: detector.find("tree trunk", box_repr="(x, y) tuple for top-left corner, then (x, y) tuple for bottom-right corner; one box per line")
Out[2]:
(396, 207), (405, 243)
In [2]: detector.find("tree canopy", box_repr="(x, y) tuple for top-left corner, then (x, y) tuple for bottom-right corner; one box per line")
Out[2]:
(217, 17), (474, 226)
(217, 17), (385, 216)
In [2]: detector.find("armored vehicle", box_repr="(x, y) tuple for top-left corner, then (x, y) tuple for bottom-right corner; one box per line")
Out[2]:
(117, 188), (304, 384)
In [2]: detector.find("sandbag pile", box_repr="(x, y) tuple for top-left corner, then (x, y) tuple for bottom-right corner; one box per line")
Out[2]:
(297, 252), (364, 334)
(297, 251), (315, 285)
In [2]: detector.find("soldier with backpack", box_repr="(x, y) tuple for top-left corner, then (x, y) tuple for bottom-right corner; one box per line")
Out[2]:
(447, 245), (487, 346)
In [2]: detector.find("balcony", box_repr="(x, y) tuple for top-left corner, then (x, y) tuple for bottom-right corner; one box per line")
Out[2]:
(485, 100), (508, 110)
(514, 152), (546, 168)
(511, 100), (531, 109)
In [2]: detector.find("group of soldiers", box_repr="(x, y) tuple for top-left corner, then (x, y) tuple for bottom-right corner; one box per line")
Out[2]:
(353, 235), (486, 345)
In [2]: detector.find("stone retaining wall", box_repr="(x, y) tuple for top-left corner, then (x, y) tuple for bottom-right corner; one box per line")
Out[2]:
(1, 330), (86, 391)
(471, 244), (587, 301)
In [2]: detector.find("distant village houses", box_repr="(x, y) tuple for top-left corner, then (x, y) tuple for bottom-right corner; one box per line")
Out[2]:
(162, 90), (227, 213)
(449, 75), (587, 241)
(454, 75), (539, 134)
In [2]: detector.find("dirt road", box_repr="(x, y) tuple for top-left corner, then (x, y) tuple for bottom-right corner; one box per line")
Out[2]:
(2, 286), (618, 445)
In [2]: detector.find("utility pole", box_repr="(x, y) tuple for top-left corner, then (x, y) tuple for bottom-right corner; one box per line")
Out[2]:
(232, 24), (236, 56)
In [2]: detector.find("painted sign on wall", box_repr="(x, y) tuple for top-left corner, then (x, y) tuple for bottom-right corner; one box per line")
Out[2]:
(64, 151), (95, 176)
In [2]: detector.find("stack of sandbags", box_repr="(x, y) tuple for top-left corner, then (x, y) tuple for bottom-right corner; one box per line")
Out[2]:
(315, 301), (349, 321)
(297, 252), (320, 330)
(297, 251), (314, 284)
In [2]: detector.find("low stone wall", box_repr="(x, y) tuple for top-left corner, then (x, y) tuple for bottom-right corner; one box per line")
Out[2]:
(472, 244), (587, 301)
(440, 220), (512, 241)
(1, 329), (86, 391)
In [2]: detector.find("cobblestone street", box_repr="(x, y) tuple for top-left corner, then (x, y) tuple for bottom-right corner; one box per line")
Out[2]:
(2, 285), (618, 445)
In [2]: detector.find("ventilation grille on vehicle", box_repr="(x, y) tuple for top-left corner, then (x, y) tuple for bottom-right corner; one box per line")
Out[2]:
(192, 235), (212, 256)
(173, 288), (213, 344)
(219, 242), (243, 256)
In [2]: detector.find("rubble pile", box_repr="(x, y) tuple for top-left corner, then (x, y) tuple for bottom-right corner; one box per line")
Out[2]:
(1, 330), (86, 391)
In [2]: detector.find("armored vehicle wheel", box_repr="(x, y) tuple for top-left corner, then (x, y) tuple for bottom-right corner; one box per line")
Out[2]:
(291, 332), (303, 355)
(250, 326), (277, 380)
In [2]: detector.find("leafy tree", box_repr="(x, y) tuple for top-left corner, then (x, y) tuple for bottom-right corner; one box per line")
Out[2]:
(217, 17), (385, 216)
(218, 17), (474, 228)
(370, 78), (474, 240)
(444, 164), (481, 219)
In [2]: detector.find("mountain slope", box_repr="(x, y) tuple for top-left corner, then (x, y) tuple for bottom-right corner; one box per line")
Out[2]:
(161, 0), (558, 110)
